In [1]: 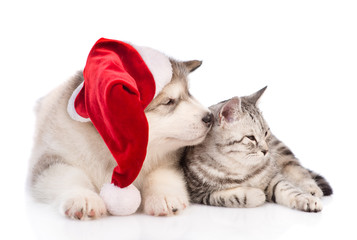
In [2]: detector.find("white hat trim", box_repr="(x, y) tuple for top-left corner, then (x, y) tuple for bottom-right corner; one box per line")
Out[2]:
(133, 45), (172, 97)
(67, 82), (91, 122)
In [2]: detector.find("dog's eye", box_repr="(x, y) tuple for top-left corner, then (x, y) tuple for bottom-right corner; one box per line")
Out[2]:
(163, 98), (175, 106)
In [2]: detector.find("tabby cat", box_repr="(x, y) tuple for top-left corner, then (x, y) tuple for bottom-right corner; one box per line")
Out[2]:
(181, 87), (332, 212)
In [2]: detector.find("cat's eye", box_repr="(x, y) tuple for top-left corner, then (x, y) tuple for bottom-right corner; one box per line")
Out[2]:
(265, 128), (270, 137)
(246, 135), (256, 141)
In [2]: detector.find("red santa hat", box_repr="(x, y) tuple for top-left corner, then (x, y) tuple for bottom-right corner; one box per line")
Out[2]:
(67, 38), (172, 215)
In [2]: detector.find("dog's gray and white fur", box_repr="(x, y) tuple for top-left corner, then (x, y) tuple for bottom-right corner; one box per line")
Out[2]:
(28, 59), (213, 220)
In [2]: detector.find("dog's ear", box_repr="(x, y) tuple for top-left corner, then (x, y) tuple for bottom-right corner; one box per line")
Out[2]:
(183, 60), (202, 73)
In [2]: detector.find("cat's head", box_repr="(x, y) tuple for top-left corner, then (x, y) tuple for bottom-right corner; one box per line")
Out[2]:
(209, 87), (271, 165)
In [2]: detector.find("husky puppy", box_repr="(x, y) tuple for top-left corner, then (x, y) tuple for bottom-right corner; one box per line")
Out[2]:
(28, 59), (213, 220)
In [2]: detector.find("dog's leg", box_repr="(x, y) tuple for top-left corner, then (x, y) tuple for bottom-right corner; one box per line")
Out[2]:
(31, 159), (107, 220)
(141, 167), (189, 216)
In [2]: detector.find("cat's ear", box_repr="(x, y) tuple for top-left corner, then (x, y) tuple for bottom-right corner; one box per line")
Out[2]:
(246, 86), (267, 106)
(219, 97), (241, 125)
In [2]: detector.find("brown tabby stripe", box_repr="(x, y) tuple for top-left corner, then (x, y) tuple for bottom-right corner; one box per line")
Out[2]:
(271, 139), (281, 146)
(182, 164), (205, 188)
(189, 158), (270, 188)
(277, 146), (294, 156)
(215, 138), (244, 148)
(281, 160), (300, 169)
(195, 155), (234, 180)
(221, 162), (270, 185)
(203, 193), (211, 205)
(219, 197), (226, 206)
(235, 196), (240, 205)
(282, 149), (294, 156)
(309, 171), (333, 196)
(271, 180), (284, 203)
(200, 154), (230, 173)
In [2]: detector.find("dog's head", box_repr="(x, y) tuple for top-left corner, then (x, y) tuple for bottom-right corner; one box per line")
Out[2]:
(145, 59), (213, 150)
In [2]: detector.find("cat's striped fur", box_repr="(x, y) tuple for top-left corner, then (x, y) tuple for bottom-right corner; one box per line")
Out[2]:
(181, 87), (332, 212)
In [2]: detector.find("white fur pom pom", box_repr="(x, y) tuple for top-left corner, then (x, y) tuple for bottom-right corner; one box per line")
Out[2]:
(100, 183), (141, 216)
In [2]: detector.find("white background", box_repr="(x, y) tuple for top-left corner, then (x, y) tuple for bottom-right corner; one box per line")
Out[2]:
(1, 0), (356, 239)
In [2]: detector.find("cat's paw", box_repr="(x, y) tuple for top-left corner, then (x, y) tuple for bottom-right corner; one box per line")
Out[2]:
(60, 190), (107, 220)
(143, 193), (189, 216)
(299, 181), (324, 198)
(291, 193), (322, 212)
(244, 188), (266, 207)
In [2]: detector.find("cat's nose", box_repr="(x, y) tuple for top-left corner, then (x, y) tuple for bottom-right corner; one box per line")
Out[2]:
(260, 141), (269, 156)
(202, 113), (213, 127)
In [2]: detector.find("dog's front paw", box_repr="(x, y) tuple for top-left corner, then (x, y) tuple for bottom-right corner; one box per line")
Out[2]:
(60, 190), (107, 220)
(143, 193), (189, 216)
(291, 193), (323, 212)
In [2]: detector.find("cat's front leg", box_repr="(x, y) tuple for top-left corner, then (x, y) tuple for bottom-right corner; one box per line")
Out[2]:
(272, 135), (324, 198)
(267, 175), (323, 212)
(298, 178), (324, 198)
(208, 187), (266, 208)
(280, 161), (323, 197)
(141, 167), (189, 216)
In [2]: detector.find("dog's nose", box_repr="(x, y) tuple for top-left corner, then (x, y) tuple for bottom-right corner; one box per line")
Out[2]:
(202, 113), (213, 127)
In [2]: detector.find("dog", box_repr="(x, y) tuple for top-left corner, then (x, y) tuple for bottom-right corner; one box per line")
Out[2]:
(28, 58), (213, 220)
